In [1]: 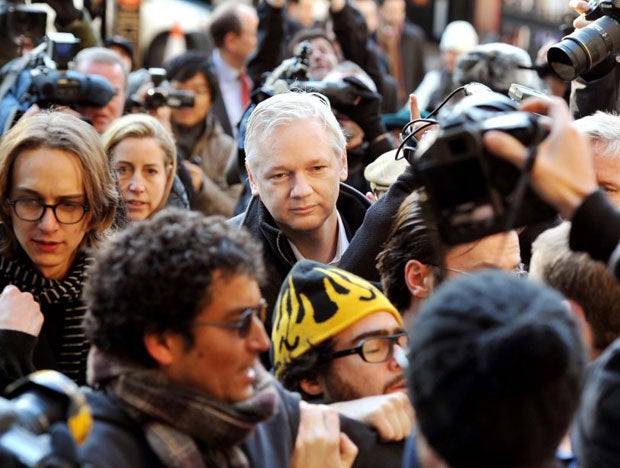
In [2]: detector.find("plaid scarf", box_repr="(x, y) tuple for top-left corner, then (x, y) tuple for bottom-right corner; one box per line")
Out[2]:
(88, 347), (279, 468)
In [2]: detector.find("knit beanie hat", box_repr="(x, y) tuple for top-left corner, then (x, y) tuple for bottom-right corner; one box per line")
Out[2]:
(439, 21), (479, 54)
(272, 260), (401, 378)
(408, 270), (585, 468)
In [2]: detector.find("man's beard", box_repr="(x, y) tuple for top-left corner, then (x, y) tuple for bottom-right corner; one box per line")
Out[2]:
(321, 369), (406, 402)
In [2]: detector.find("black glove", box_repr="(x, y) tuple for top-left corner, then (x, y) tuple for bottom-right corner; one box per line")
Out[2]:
(337, 75), (387, 142)
(40, 0), (83, 28)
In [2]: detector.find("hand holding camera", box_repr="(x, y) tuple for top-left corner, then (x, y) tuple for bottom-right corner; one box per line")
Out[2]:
(405, 87), (556, 244)
(548, 0), (620, 80)
(483, 96), (598, 220)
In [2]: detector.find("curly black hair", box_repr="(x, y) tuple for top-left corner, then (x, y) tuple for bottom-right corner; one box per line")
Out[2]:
(277, 338), (334, 400)
(83, 209), (265, 367)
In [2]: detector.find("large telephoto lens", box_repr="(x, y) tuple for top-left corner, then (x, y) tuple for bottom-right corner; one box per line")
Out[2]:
(547, 15), (620, 81)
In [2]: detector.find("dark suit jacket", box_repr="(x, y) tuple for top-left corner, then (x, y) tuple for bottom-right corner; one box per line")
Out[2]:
(211, 92), (234, 138)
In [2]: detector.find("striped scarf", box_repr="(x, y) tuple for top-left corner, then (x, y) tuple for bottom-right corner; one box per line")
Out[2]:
(88, 347), (279, 468)
(0, 250), (91, 384)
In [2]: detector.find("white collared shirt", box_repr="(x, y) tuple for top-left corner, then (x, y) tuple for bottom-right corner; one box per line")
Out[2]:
(211, 49), (249, 137)
(288, 211), (349, 266)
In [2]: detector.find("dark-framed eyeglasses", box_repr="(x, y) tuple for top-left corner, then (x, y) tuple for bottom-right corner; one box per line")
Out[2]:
(190, 298), (267, 338)
(6, 198), (90, 225)
(331, 332), (409, 363)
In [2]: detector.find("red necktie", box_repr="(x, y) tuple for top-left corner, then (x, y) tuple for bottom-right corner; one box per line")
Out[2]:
(239, 71), (251, 108)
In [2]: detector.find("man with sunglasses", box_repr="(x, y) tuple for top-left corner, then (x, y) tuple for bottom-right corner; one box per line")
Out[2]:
(77, 210), (358, 466)
(273, 260), (411, 405)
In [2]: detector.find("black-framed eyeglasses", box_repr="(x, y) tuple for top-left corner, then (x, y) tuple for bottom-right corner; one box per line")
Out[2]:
(331, 332), (409, 363)
(6, 198), (90, 225)
(190, 298), (267, 338)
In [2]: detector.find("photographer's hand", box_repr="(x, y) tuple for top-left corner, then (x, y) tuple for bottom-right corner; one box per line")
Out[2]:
(329, 0), (346, 13)
(182, 160), (207, 195)
(569, 0), (592, 28)
(483, 96), (598, 220)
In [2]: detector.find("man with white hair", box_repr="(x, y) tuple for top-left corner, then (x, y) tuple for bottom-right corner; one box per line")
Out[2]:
(573, 111), (620, 207)
(235, 91), (370, 331)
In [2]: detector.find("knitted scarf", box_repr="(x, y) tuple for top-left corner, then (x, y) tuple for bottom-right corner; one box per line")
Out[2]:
(88, 347), (279, 468)
(0, 250), (91, 383)
(0, 250), (89, 306)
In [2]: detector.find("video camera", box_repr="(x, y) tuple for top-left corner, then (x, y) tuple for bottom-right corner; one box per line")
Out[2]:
(0, 370), (92, 467)
(258, 41), (360, 109)
(25, 32), (115, 109)
(547, 0), (620, 80)
(402, 86), (557, 245)
(0, 31), (115, 134)
(144, 67), (194, 110)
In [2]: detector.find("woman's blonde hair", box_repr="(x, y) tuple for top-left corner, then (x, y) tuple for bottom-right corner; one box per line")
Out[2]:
(102, 113), (177, 217)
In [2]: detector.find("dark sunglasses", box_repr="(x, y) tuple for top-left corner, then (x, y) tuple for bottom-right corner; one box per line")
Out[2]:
(190, 298), (267, 338)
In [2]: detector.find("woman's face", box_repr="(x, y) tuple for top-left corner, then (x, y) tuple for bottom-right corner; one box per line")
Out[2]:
(8, 147), (90, 280)
(112, 137), (170, 221)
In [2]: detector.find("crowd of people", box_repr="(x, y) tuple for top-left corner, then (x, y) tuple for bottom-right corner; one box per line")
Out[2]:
(1, 0), (620, 466)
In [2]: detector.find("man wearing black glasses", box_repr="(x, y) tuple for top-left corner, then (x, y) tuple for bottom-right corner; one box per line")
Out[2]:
(273, 260), (412, 411)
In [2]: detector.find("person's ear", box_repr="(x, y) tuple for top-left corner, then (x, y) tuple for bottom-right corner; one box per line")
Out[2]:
(223, 30), (239, 50)
(143, 333), (176, 366)
(300, 377), (324, 397)
(404, 260), (433, 299)
(246, 163), (260, 196)
(339, 149), (348, 181)
(564, 299), (595, 358)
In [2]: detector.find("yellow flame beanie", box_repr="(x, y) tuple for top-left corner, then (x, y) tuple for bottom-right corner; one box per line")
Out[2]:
(272, 260), (401, 378)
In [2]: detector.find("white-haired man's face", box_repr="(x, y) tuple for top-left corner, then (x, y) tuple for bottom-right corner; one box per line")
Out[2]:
(247, 118), (347, 239)
(591, 140), (620, 208)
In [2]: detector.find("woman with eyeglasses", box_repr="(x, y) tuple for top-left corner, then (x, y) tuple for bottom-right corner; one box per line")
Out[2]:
(0, 111), (117, 388)
(102, 113), (179, 222)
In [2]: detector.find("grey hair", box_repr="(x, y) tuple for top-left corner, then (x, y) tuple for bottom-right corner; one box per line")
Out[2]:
(574, 111), (620, 158)
(73, 46), (129, 86)
(244, 91), (347, 171)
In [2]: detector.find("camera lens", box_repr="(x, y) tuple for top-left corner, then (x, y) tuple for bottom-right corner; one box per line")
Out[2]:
(548, 15), (620, 81)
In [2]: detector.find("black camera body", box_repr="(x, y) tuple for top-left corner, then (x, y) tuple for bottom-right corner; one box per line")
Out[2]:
(548, 0), (620, 80)
(25, 33), (115, 109)
(145, 67), (194, 110)
(405, 92), (557, 245)
(0, 370), (91, 467)
(0, 32), (116, 134)
(259, 41), (360, 108)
